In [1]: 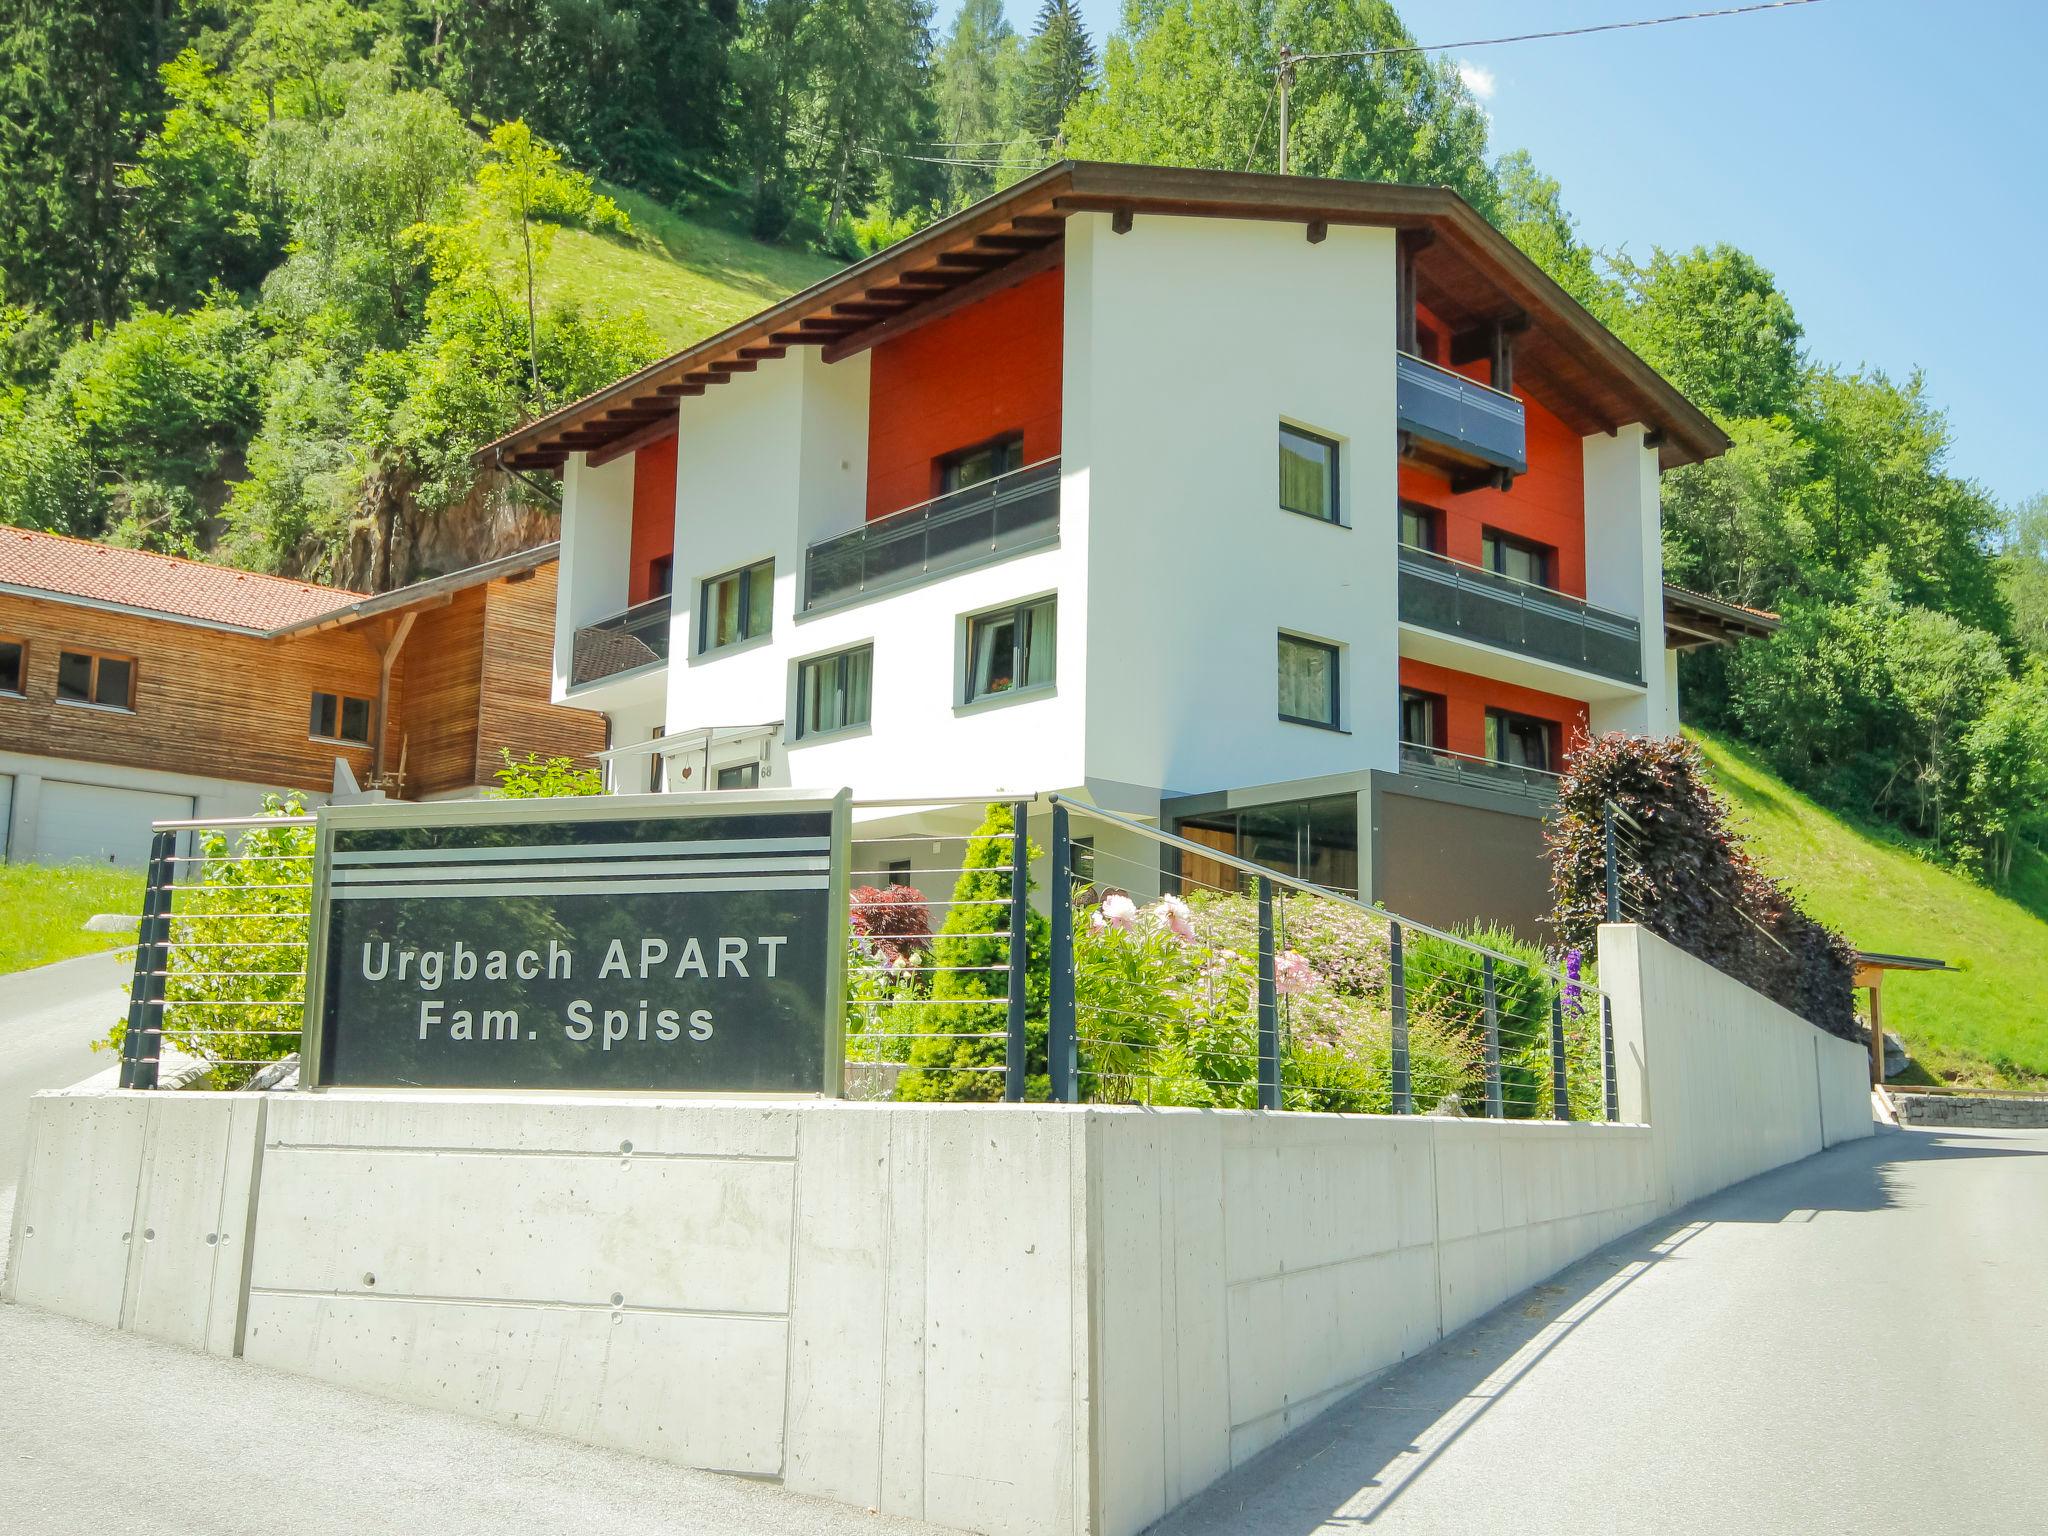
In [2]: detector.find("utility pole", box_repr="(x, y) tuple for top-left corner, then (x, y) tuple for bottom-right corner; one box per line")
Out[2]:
(1276, 43), (1295, 175)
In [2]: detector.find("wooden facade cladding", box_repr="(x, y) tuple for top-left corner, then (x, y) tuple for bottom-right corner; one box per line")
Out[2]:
(477, 564), (608, 776)
(0, 593), (385, 791)
(0, 558), (601, 801)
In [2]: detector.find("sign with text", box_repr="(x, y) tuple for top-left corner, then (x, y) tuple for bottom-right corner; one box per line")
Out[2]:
(303, 792), (849, 1093)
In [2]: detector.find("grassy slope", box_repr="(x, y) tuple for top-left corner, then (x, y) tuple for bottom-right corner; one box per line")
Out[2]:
(1694, 729), (2048, 1087)
(538, 187), (844, 353)
(0, 863), (145, 974)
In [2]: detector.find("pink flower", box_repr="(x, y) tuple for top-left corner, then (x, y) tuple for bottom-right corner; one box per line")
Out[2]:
(1153, 895), (1196, 943)
(1273, 949), (1318, 996)
(1099, 893), (1137, 930)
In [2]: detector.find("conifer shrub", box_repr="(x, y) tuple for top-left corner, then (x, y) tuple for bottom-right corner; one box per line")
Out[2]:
(895, 804), (1049, 1101)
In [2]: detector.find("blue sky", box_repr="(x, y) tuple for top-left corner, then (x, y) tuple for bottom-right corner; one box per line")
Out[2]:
(946, 0), (2045, 512)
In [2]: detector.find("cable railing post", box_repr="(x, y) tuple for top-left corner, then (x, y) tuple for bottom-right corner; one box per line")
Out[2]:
(1550, 990), (1571, 1121)
(1005, 799), (1029, 1104)
(1390, 920), (1411, 1114)
(1256, 876), (1279, 1111)
(1048, 803), (1076, 1103)
(1483, 953), (1502, 1119)
(1603, 801), (1621, 924)
(120, 829), (176, 1091)
(1602, 995), (1619, 1123)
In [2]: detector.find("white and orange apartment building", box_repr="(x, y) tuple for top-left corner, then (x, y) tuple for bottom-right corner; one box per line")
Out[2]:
(488, 164), (1771, 934)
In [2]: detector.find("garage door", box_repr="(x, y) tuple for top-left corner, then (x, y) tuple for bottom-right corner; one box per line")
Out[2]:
(0, 773), (12, 861)
(36, 781), (195, 868)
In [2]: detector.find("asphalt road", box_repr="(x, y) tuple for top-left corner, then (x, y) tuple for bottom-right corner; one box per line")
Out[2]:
(0, 947), (130, 1186)
(1155, 1124), (2048, 1536)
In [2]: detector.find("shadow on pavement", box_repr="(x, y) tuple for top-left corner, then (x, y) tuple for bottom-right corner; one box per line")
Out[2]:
(1151, 1127), (2048, 1534)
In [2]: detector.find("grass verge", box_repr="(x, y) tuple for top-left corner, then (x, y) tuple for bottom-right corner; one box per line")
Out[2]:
(1695, 729), (2048, 1087)
(0, 862), (146, 975)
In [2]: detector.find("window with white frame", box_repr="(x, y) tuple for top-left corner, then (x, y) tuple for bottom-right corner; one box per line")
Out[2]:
(965, 597), (1055, 702)
(796, 644), (873, 739)
(699, 559), (774, 653)
(1277, 633), (1340, 729)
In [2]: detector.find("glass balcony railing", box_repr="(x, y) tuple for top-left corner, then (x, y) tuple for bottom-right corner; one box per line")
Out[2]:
(1398, 544), (1644, 685)
(569, 595), (671, 688)
(1396, 352), (1528, 477)
(1399, 741), (1561, 803)
(803, 457), (1060, 613)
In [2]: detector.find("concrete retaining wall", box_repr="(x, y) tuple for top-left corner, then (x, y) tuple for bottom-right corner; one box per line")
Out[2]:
(4, 924), (1871, 1536)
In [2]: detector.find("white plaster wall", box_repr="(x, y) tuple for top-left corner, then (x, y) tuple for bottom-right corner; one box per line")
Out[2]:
(1066, 213), (1401, 800)
(1583, 427), (1670, 735)
(651, 347), (1087, 802)
(553, 448), (639, 701)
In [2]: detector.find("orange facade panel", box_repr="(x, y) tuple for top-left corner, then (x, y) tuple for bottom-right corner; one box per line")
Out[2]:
(865, 266), (1063, 520)
(628, 434), (678, 605)
(1406, 304), (1587, 599)
(1398, 657), (1591, 769)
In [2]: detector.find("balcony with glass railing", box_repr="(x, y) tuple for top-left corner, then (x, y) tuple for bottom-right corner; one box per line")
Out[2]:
(803, 456), (1060, 614)
(1398, 741), (1561, 803)
(1398, 544), (1643, 686)
(1395, 351), (1528, 480)
(569, 595), (671, 689)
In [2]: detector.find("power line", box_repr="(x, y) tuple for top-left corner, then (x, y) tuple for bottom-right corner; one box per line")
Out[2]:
(1288, 0), (1828, 68)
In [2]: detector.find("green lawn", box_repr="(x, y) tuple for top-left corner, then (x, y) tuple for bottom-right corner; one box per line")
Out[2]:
(1694, 729), (2048, 1088)
(0, 862), (146, 975)
(541, 187), (844, 353)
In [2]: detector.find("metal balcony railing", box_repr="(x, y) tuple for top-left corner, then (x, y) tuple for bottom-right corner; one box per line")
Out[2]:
(1399, 741), (1561, 803)
(803, 457), (1060, 613)
(569, 595), (671, 688)
(1398, 544), (1644, 685)
(1396, 352), (1528, 477)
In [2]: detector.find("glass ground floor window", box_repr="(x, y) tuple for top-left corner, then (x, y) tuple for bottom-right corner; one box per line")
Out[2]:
(1172, 794), (1359, 897)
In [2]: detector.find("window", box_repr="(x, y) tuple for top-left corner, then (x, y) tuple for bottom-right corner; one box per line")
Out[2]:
(309, 690), (374, 745)
(1175, 796), (1359, 898)
(1486, 709), (1558, 772)
(1399, 688), (1446, 749)
(965, 597), (1056, 702)
(796, 644), (873, 739)
(716, 762), (760, 790)
(885, 858), (913, 887)
(1398, 500), (1443, 554)
(938, 433), (1024, 493)
(1278, 424), (1340, 523)
(57, 650), (134, 710)
(1070, 837), (1096, 883)
(1481, 529), (1553, 588)
(1277, 633), (1340, 729)
(699, 559), (774, 652)
(0, 638), (23, 695)
(650, 554), (674, 598)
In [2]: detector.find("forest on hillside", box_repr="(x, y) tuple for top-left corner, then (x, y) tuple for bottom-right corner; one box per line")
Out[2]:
(2, 0), (2046, 884)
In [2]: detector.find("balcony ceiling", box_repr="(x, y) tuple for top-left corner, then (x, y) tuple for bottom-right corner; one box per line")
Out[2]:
(483, 162), (1729, 475)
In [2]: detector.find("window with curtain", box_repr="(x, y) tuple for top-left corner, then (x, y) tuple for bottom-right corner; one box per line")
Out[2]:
(699, 559), (774, 652)
(1398, 500), (1443, 553)
(1486, 708), (1558, 771)
(796, 644), (874, 739)
(1481, 529), (1553, 588)
(966, 597), (1055, 701)
(1278, 424), (1340, 523)
(1399, 688), (1445, 749)
(1278, 633), (1340, 728)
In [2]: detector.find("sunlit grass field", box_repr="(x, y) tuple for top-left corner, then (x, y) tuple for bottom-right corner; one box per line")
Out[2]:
(0, 862), (145, 975)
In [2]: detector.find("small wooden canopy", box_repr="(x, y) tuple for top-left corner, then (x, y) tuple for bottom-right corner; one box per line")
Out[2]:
(1664, 584), (1779, 650)
(481, 162), (1732, 476)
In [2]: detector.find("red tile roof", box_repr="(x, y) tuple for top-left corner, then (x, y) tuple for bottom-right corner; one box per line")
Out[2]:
(0, 527), (362, 631)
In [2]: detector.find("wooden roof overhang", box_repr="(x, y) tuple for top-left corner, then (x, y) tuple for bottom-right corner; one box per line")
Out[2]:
(1662, 583), (1780, 650)
(482, 162), (1730, 475)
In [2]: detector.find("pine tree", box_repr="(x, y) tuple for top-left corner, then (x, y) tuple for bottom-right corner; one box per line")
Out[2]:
(897, 803), (1049, 1103)
(1022, 0), (1096, 145)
